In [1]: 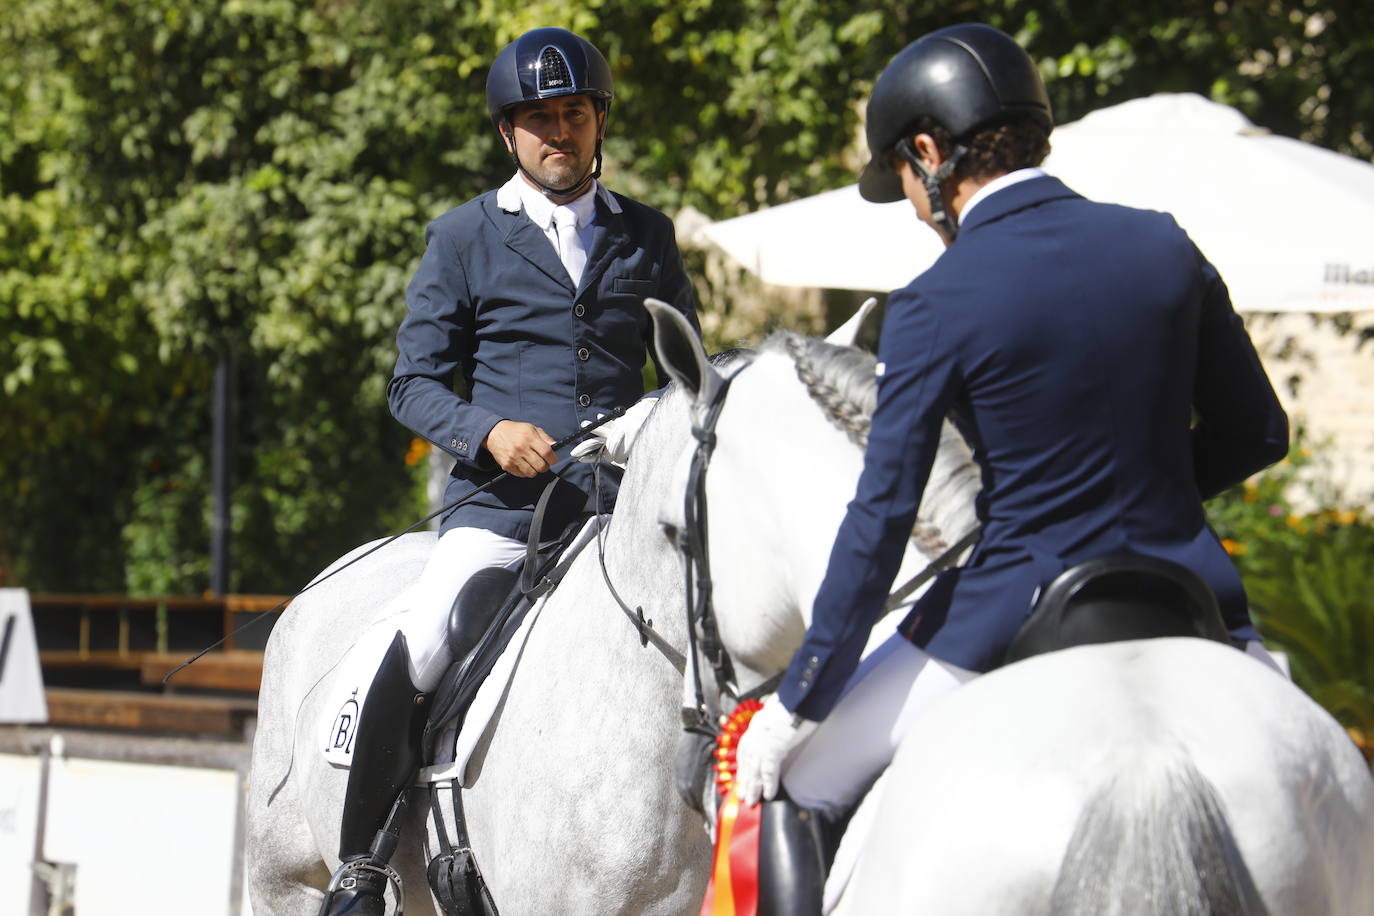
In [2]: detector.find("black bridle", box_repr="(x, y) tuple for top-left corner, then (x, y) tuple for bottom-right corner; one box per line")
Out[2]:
(596, 356), (982, 741)
(585, 369), (757, 736)
(674, 370), (760, 734)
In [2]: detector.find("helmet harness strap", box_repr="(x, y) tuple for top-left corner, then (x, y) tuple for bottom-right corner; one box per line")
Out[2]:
(896, 135), (968, 242)
(500, 100), (609, 201)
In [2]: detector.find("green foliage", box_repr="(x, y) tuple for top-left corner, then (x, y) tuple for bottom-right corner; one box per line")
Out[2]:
(1208, 439), (1374, 747)
(3, 0), (1371, 596)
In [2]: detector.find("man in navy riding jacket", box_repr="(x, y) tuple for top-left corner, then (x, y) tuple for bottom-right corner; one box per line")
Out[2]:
(318, 27), (699, 915)
(734, 24), (1288, 913)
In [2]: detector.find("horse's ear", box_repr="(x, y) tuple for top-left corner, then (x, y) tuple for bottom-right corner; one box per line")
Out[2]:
(825, 296), (883, 352)
(647, 299), (721, 405)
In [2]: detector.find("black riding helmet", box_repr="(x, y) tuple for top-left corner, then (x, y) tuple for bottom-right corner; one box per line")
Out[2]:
(486, 28), (614, 199)
(858, 24), (1052, 217)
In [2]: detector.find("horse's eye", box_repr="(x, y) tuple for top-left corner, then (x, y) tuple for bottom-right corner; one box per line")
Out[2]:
(659, 521), (680, 546)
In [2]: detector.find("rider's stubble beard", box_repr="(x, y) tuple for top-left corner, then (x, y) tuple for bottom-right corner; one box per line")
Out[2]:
(523, 142), (593, 196)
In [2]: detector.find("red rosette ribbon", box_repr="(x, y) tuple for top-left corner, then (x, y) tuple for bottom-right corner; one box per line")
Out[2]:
(699, 698), (764, 916)
(713, 698), (763, 797)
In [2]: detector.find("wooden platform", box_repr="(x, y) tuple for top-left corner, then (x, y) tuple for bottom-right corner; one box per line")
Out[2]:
(43, 687), (258, 737)
(140, 651), (265, 692)
(38, 650), (265, 691)
(24, 592), (278, 737)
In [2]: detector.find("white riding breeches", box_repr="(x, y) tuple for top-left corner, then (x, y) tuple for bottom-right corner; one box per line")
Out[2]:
(369, 526), (526, 691)
(781, 633), (977, 817)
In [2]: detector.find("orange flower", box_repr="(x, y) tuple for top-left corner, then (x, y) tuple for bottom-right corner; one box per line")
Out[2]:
(1221, 538), (1246, 556)
(1285, 514), (1307, 534)
(404, 437), (432, 467)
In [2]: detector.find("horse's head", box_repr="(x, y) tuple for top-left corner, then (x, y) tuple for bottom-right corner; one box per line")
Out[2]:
(646, 299), (980, 699)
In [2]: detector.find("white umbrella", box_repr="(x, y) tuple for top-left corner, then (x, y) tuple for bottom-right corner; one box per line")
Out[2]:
(699, 93), (1374, 311)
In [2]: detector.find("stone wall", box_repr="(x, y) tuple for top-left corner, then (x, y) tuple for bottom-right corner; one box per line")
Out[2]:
(1245, 312), (1374, 506)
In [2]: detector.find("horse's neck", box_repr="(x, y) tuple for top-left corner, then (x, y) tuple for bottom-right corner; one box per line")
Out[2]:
(585, 389), (696, 651)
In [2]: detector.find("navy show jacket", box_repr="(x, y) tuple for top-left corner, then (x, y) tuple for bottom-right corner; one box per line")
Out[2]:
(780, 176), (1289, 721)
(389, 182), (700, 541)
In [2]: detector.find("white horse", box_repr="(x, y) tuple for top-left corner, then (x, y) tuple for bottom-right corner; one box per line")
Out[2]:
(246, 298), (983, 914)
(646, 301), (1374, 915)
(245, 408), (710, 913)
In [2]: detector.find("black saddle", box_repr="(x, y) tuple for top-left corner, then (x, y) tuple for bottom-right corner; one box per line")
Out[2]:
(426, 513), (589, 756)
(422, 503), (590, 916)
(1003, 551), (1232, 666)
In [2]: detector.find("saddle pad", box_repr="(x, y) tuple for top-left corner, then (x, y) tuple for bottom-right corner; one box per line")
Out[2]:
(321, 516), (604, 777)
(321, 582), (425, 768)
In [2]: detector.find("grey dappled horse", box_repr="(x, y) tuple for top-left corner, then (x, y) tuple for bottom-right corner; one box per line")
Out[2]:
(651, 302), (1374, 915)
(246, 299), (985, 914)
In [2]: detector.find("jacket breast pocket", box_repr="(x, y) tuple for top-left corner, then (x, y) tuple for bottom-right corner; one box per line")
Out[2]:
(612, 277), (656, 298)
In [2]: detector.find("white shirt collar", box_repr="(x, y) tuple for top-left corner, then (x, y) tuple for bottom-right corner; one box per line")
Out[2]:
(495, 173), (621, 225)
(959, 167), (1047, 222)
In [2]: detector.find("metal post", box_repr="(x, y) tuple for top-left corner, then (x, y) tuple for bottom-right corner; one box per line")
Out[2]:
(211, 352), (234, 597)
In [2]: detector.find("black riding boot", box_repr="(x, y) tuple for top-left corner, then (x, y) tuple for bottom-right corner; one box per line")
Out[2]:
(319, 632), (428, 916)
(757, 795), (829, 916)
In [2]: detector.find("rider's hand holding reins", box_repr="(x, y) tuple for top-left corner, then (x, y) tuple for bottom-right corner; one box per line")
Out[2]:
(485, 420), (557, 477)
(734, 697), (819, 805)
(570, 396), (658, 468)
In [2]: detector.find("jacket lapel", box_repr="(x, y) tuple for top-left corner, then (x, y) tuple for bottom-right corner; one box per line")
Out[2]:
(491, 199), (575, 293)
(577, 197), (631, 297)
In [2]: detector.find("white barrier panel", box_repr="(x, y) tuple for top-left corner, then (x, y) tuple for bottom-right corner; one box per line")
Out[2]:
(43, 754), (240, 915)
(0, 753), (42, 915)
(0, 589), (46, 723)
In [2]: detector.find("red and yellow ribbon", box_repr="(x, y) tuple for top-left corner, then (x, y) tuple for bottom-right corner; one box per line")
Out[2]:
(700, 700), (764, 916)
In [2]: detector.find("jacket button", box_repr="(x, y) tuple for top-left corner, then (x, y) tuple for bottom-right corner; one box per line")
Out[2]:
(574, 303), (586, 318)
(577, 347), (590, 361)
(578, 394), (591, 407)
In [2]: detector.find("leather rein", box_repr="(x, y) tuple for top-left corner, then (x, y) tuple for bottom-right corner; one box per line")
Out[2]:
(596, 367), (980, 739)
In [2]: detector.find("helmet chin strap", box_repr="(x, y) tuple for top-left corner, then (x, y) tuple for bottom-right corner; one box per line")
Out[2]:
(898, 137), (968, 242)
(501, 119), (605, 202)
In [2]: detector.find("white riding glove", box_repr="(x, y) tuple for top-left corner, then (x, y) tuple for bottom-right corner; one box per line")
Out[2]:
(733, 696), (818, 806)
(569, 396), (658, 468)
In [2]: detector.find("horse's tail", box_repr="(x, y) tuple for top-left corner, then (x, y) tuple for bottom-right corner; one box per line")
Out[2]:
(1049, 744), (1269, 916)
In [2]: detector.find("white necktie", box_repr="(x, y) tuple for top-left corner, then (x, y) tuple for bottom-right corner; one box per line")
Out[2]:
(553, 206), (587, 288)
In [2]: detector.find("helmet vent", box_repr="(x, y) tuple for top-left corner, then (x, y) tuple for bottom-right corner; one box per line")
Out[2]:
(536, 46), (573, 92)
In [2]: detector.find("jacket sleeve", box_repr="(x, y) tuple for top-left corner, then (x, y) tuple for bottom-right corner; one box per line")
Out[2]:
(1190, 249), (1289, 500)
(778, 290), (959, 721)
(387, 219), (503, 470)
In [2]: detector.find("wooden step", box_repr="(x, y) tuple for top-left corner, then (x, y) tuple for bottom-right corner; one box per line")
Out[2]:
(140, 651), (264, 692)
(43, 688), (258, 736)
(39, 650), (264, 692)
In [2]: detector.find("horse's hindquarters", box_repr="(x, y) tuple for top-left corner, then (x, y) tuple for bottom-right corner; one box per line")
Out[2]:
(835, 639), (1374, 915)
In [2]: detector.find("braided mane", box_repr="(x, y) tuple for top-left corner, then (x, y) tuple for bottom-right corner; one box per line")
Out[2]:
(765, 330), (978, 556)
(771, 331), (876, 448)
